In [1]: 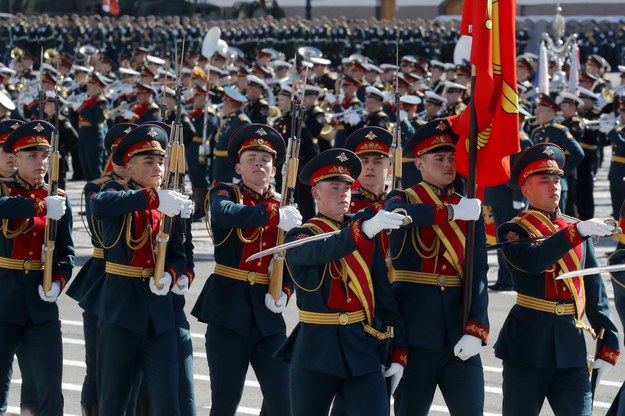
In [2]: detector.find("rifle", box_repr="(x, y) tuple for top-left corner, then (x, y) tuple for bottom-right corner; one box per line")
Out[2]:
(38, 47), (45, 120)
(390, 32), (402, 191)
(267, 53), (308, 302)
(153, 43), (186, 288)
(386, 32), (402, 283)
(42, 84), (61, 292)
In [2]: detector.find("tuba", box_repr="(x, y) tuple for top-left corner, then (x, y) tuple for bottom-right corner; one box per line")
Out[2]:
(10, 47), (23, 61)
(44, 48), (59, 64)
(78, 44), (99, 66)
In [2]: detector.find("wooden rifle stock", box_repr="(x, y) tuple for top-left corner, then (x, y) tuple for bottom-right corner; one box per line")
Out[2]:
(268, 65), (302, 302)
(42, 98), (60, 292)
(153, 46), (186, 288)
(386, 35), (402, 282)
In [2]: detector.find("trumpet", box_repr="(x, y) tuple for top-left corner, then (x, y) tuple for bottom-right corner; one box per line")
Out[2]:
(581, 113), (619, 133)
(324, 107), (365, 123)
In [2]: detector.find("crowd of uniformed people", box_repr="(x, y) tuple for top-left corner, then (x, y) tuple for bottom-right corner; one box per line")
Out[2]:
(1, 10), (625, 416)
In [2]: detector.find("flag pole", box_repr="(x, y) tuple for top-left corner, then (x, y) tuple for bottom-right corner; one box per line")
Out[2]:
(463, 64), (478, 326)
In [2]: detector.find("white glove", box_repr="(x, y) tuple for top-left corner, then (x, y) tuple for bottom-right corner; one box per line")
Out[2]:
(149, 272), (172, 296)
(383, 363), (404, 395)
(399, 109), (408, 122)
(591, 358), (614, 386)
(38, 281), (61, 303)
(157, 190), (187, 217)
(599, 113), (615, 134)
(512, 200), (525, 210)
(345, 111), (362, 126)
(576, 218), (615, 238)
(278, 205), (302, 232)
(44, 195), (66, 220)
(454, 334), (482, 361)
(180, 199), (194, 219)
(383, 91), (393, 103)
(361, 210), (405, 239)
(264, 292), (288, 313)
(121, 109), (137, 120)
(450, 198), (482, 221)
(325, 92), (337, 104)
(171, 274), (189, 295)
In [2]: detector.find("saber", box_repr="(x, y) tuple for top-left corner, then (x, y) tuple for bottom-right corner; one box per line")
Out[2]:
(246, 211), (412, 263)
(486, 236), (548, 251)
(556, 263), (625, 280)
(245, 230), (341, 262)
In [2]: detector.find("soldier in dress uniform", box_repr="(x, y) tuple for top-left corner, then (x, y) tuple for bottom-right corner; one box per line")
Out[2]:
(420, 91), (446, 125)
(41, 91), (78, 190)
(244, 74), (270, 124)
(398, 94), (419, 131)
(530, 94), (584, 215)
(0, 120), (74, 416)
(441, 81), (467, 117)
(359, 86), (390, 130)
(326, 75), (363, 149)
(495, 143), (620, 416)
(428, 60), (446, 95)
(75, 72), (110, 181)
(276, 148), (407, 416)
(212, 87), (251, 184)
(608, 101), (625, 218)
(91, 124), (189, 415)
(302, 84), (330, 153)
(585, 54), (612, 92)
(576, 87), (603, 220)
(66, 122), (134, 416)
(385, 119), (489, 415)
(557, 91), (585, 219)
(187, 85), (218, 221)
(192, 123), (301, 416)
(129, 82), (161, 125)
(516, 56), (534, 85)
(345, 126), (393, 214)
(0, 118), (38, 416)
(273, 84), (317, 221)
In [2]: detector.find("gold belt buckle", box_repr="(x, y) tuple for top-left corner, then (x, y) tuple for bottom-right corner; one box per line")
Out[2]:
(554, 304), (566, 315)
(247, 271), (256, 285)
(437, 274), (447, 290)
(23, 260), (33, 271)
(141, 269), (151, 278)
(338, 313), (349, 325)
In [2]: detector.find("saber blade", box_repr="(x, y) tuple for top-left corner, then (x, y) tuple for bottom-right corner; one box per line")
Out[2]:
(556, 263), (625, 280)
(245, 230), (341, 262)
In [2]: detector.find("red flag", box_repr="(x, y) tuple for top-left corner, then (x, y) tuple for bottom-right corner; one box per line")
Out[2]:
(449, 0), (520, 187)
(102, 0), (120, 16)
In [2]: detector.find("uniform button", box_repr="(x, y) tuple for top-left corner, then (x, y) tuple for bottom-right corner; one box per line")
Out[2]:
(33, 232), (37, 236)
(147, 260), (151, 264)
(28, 251), (33, 255)
(262, 242), (267, 247)
(442, 265), (447, 270)
(563, 287), (567, 291)
(30, 194), (35, 198)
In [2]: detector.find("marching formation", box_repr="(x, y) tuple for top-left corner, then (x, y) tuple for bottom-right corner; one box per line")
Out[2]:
(1, 9), (625, 416)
